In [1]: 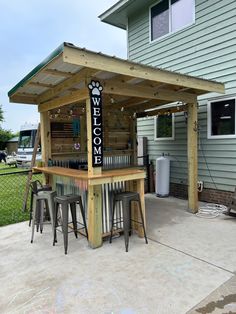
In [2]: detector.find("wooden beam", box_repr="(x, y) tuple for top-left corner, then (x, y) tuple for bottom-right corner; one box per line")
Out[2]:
(132, 100), (169, 112)
(102, 80), (196, 103)
(40, 111), (51, 165)
(38, 67), (97, 104)
(38, 88), (89, 112)
(63, 45), (225, 94)
(9, 94), (38, 104)
(136, 104), (188, 118)
(187, 102), (198, 213)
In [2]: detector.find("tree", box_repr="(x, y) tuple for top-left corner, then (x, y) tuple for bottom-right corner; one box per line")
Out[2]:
(0, 105), (16, 150)
(0, 105), (4, 122)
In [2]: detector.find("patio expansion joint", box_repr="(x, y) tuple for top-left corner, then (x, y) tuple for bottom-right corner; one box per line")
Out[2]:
(148, 237), (235, 276)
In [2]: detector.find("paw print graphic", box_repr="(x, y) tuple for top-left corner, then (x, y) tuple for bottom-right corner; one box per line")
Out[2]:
(88, 81), (103, 96)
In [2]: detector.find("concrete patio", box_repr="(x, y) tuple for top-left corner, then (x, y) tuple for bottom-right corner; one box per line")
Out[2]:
(0, 194), (236, 314)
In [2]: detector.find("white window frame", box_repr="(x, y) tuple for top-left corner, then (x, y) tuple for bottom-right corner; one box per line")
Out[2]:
(154, 114), (175, 141)
(207, 97), (236, 139)
(149, 0), (195, 43)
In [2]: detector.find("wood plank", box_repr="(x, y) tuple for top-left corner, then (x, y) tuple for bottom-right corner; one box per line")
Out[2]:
(63, 45), (225, 94)
(38, 88), (89, 112)
(187, 102), (198, 213)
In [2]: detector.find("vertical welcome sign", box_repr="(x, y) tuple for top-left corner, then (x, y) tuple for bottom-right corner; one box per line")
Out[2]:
(88, 80), (103, 167)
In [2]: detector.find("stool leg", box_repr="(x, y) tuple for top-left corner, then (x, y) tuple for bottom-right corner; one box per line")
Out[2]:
(45, 199), (50, 221)
(78, 199), (88, 239)
(70, 202), (78, 239)
(29, 190), (34, 227)
(137, 197), (148, 244)
(109, 199), (116, 243)
(39, 200), (44, 233)
(31, 196), (37, 243)
(53, 203), (59, 246)
(61, 203), (69, 254)
(48, 194), (55, 234)
(123, 199), (131, 252)
(36, 200), (40, 232)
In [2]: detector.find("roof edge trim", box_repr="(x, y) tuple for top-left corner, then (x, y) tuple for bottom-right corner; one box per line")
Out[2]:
(8, 43), (65, 98)
(99, 0), (130, 29)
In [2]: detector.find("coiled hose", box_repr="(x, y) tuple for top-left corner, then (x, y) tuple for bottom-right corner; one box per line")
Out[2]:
(196, 203), (228, 219)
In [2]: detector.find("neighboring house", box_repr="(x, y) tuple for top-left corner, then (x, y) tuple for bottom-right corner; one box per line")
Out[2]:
(100, 0), (236, 205)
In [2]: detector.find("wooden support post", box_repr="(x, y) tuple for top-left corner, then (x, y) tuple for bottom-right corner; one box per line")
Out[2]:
(40, 111), (51, 165)
(87, 185), (102, 248)
(40, 111), (51, 185)
(187, 102), (198, 213)
(131, 116), (137, 165)
(22, 124), (41, 211)
(86, 97), (102, 248)
(80, 113), (86, 153)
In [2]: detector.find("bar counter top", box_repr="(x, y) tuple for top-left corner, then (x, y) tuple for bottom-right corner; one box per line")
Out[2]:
(33, 166), (146, 185)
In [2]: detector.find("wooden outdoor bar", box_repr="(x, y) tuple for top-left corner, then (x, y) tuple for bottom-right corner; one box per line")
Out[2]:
(8, 42), (225, 248)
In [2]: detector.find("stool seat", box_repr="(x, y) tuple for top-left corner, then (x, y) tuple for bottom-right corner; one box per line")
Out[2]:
(55, 194), (81, 204)
(110, 191), (148, 252)
(53, 194), (88, 254)
(114, 191), (140, 201)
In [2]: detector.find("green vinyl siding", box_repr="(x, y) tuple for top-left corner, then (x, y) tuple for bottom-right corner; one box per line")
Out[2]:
(132, 0), (236, 192)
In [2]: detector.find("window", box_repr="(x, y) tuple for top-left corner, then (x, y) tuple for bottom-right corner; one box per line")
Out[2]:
(207, 98), (236, 139)
(154, 114), (175, 140)
(150, 0), (195, 41)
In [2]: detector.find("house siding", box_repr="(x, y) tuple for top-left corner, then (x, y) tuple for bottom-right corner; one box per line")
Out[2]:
(130, 0), (236, 192)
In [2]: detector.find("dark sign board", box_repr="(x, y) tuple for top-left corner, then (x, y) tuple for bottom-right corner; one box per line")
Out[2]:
(88, 80), (103, 167)
(51, 122), (74, 138)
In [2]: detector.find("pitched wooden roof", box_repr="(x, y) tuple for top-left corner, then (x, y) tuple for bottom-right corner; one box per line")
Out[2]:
(8, 42), (224, 114)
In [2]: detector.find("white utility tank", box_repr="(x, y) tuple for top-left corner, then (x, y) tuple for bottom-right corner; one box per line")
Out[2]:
(156, 155), (170, 197)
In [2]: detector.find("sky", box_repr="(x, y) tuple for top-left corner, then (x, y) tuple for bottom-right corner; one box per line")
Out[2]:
(0, 0), (126, 133)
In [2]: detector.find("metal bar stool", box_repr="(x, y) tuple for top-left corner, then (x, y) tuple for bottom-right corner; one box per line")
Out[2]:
(29, 180), (52, 227)
(53, 194), (88, 254)
(31, 189), (57, 243)
(110, 191), (148, 252)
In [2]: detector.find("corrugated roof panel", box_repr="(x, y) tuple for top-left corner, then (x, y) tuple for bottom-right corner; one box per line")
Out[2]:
(32, 73), (66, 85)
(16, 85), (48, 95)
(47, 58), (82, 73)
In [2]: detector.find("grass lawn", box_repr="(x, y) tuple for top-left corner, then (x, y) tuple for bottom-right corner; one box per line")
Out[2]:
(0, 162), (42, 226)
